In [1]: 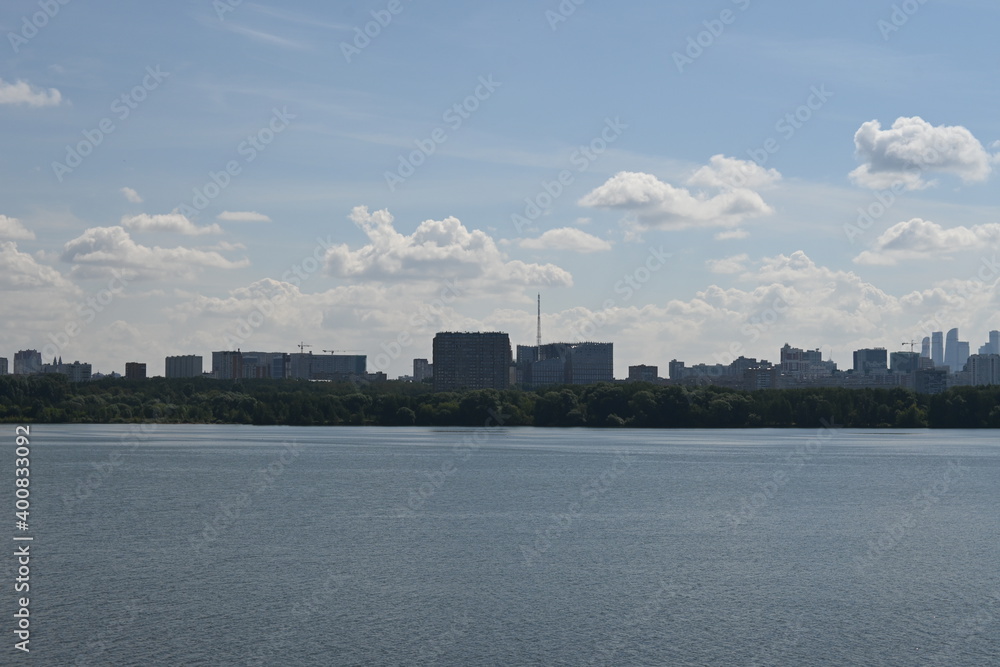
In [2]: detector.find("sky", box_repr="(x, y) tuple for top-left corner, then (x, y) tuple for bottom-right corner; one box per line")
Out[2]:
(2, 0), (999, 378)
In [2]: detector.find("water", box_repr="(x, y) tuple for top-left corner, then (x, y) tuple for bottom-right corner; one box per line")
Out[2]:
(8, 425), (1000, 665)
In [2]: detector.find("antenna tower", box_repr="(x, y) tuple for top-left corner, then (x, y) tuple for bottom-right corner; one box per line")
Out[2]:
(536, 294), (542, 348)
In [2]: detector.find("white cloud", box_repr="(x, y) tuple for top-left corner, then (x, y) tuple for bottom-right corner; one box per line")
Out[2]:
(61, 226), (249, 279)
(121, 187), (143, 204)
(324, 206), (573, 288)
(0, 215), (35, 240)
(579, 155), (779, 232)
(854, 218), (1000, 266)
(706, 254), (749, 274)
(122, 212), (222, 236)
(518, 228), (612, 253)
(0, 241), (75, 290)
(0, 79), (62, 107)
(714, 229), (749, 241)
(849, 116), (994, 190)
(217, 211), (272, 222)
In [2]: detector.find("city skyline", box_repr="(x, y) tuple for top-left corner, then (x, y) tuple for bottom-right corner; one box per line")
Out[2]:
(2, 1), (999, 379)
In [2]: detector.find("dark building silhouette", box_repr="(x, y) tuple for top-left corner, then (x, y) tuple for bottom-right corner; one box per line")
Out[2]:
(433, 332), (511, 392)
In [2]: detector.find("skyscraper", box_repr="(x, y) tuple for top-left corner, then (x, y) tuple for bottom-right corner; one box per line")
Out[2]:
(931, 332), (944, 367)
(13, 350), (42, 375)
(853, 348), (887, 375)
(433, 332), (512, 392)
(921, 337), (930, 358)
(956, 341), (970, 372)
(945, 328), (959, 372)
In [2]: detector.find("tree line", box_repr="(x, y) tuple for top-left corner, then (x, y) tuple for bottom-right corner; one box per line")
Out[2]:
(1, 374), (999, 428)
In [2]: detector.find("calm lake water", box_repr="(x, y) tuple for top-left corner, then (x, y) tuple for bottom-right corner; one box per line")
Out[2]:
(9, 425), (1000, 665)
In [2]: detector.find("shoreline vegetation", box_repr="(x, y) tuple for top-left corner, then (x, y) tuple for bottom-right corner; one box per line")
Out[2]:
(3, 375), (1000, 428)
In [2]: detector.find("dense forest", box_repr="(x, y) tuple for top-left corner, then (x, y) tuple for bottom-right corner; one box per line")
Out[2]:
(1, 374), (999, 428)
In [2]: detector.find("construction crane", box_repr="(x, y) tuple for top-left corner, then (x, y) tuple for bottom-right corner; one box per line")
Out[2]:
(297, 342), (312, 353)
(902, 341), (917, 352)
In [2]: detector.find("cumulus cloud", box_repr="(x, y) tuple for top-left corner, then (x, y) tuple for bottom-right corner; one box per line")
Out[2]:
(324, 206), (573, 288)
(714, 229), (749, 241)
(518, 227), (612, 253)
(122, 212), (222, 235)
(0, 79), (62, 107)
(706, 254), (749, 274)
(121, 187), (143, 204)
(0, 241), (75, 290)
(579, 155), (779, 232)
(217, 211), (272, 222)
(0, 215), (35, 240)
(849, 117), (995, 190)
(61, 226), (249, 279)
(854, 218), (1000, 266)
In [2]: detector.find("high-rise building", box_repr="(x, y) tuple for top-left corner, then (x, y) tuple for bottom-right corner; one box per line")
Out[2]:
(944, 328), (959, 372)
(956, 341), (970, 373)
(967, 354), (1000, 386)
(288, 352), (365, 380)
(165, 355), (204, 378)
(515, 342), (613, 387)
(853, 348), (887, 375)
(413, 359), (433, 382)
(125, 362), (146, 380)
(433, 332), (512, 392)
(628, 365), (658, 382)
(212, 350), (244, 380)
(780, 344), (831, 376)
(991, 331), (1000, 356)
(931, 331), (944, 367)
(0, 358), (7, 375)
(890, 351), (920, 374)
(668, 360), (685, 381)
(241, 352), (290, 379)
(921, 337), (931, 358)
(915, 368), (948, 394)
(13, 350), (42, 375)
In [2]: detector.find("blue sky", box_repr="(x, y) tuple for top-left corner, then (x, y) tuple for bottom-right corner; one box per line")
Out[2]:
(2, 0), (999, 377)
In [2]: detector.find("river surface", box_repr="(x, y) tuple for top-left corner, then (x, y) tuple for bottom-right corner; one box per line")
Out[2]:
(10, 425), (1000, 665)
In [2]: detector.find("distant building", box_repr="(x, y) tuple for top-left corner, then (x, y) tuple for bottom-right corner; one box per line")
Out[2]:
(853, 348), (887, 375)
(931, 331), (944, 367)
(945, 328), (960, 372)
(921, 337), (931, 358)
(212, 351), (244, 380)
(966, 354), (1000, 386)
(165, 355), (203, 378)
(288, 352), (366, 381)
(515, 342), (613, 387)
(41, 360), (92, 382)
(13, 350), (42, 375)
(241, 352), (290, 379)
(0, 357), (7, 375)
(433, 332), (512, 392)
(889, 351), (919, 374)
(628, 365), (658, 382)
(413, 358), (433, 382)
(668, 359), (685, 381)
(779, 344), (831, 376)
(915, 368), (948, 394)
(124, 362), (146, 380)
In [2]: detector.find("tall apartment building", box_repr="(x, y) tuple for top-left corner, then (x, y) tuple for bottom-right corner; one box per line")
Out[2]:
(165, 355), (203, 378)
(41, 360), (92, 382)
(413, 358), (433, 382)
(13, 350), (42, 375)
(0, 357), (7, 375)
(288, 352), (366, 381)
(125, 362), (146, 380)
(853, 348), (888, 375)
(967, 354), (1000, 386)
(212, 350), (244, 380)
(628, 365), (658, 382)
(433, 332), (512, 392)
